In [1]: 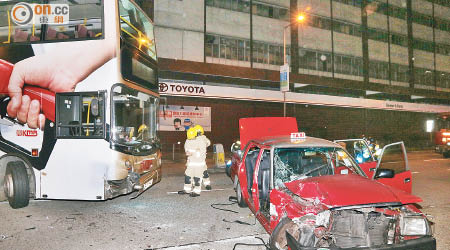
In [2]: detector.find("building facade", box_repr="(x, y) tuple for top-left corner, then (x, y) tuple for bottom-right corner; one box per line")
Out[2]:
(139, 0), (450, 152)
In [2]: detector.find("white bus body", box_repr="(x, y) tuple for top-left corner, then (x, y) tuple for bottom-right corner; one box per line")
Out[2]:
(0, 0), (161, 208)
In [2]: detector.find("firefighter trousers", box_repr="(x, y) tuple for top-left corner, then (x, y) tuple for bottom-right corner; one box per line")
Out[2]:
(184, 164), (211, 194)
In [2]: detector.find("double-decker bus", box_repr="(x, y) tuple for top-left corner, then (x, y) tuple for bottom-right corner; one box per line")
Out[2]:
(0, 0), (161, 209)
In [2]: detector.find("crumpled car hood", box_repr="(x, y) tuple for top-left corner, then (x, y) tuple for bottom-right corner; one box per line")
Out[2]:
(284, 174), (421, 208)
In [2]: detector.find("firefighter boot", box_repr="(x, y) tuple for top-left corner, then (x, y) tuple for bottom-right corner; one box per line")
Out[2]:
(179, 175), (193, 195)
(190, 177), (201, 197)
(203, 170), (212, 190)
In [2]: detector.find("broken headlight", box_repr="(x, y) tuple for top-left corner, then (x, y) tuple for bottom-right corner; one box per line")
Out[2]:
(400, 216), (430, 236)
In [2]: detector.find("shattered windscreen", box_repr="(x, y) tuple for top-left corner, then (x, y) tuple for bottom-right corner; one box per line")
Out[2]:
(274, 147), (366, 186)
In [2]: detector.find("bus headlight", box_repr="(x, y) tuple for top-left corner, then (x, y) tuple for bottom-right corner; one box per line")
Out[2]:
(400, 216), (430, 236)
(125, 160), (132, 171)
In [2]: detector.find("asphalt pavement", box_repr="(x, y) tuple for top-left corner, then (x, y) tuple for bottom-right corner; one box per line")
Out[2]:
(0, 150), (449, 250)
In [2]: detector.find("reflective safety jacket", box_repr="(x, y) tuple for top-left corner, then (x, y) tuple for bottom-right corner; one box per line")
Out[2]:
(185, 135), (211, 167)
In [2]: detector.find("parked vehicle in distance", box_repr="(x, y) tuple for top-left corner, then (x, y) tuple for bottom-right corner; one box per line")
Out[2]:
(435, 129), (450, 158)
(229, 117), (435, 250)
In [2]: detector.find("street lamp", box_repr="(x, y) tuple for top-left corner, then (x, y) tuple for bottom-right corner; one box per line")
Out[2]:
(282, 13), (306, 117)
(283, 13), (306, 64)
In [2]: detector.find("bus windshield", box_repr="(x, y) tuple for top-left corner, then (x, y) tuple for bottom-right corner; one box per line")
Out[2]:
(112, 85), (158, 147)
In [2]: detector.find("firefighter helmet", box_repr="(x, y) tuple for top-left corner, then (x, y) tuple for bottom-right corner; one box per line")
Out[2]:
(194, 125), (204, 136)
(187, 127), (197, 140)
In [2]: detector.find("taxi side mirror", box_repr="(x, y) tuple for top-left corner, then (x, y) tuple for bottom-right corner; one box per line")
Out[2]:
(374, 168), (395, 179)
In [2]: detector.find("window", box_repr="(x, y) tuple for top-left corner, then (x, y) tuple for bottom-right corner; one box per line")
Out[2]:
(437, 72), (449, 89)
(396, 65), (409, 83)
(256, 3), (269, 17)
(56, 91), (106, 138)
(354, 57), (363, 76)
(239, 0), (251, 13)
(48, 0), (102, 41)
(245, 40), (250, 61)
(215, 0), (230, 9)
(334, 55), (342, 74)
(112, 85), (158, 147)
(220, 37), (226, 58)
(0, 0), (103, 44)
(336, 140), (374, 164)
(245, 146), (260, 194)
(369, 61), (376, 78)
(279, 8), (289, 20)
(205, 34), (215, 57)
(379, 62), (388, 80)
(341, 56), (352, 75)
(119, 0), (156, 60)
(391, 34), (407, 47)
(273, 147), (365, 186)
(305, 50), (317, 70)
(378, 143), (407, 174)
(321, 53), (332, 72)
(238, 40), (245, 61)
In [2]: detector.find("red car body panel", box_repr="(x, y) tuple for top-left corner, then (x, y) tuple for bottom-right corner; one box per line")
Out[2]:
(358, 161), (377, 179)
(377, 170), (413, 194)
(283, 174), (421, 207)
(230, 117), (433, 249)
(239, 117), (297, 149)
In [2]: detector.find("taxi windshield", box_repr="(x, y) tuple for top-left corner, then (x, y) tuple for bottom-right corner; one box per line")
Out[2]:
(273, 147), (366, 185)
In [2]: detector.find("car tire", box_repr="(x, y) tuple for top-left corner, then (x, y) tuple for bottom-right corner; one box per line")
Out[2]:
(270, 217), (297, 250)
(4, 161), (30, 209)
(443, 151), (450, 158)
(225, 165), (231, 177)
(235, 180), (247, 208)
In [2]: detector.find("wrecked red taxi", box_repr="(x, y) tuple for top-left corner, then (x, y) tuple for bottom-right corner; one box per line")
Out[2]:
(229, 117), (435, 250)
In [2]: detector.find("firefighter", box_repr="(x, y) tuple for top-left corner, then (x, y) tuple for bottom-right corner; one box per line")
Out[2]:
(179, 125), (211, 197)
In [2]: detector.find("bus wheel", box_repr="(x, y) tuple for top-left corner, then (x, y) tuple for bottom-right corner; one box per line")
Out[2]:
(444, 151), (450, 158)
(4, 161), (29, 209)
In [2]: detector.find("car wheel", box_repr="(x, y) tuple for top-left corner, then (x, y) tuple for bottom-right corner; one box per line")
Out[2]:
(4, 161), (30, 209)
(270, 217), (299, 250)
(235, 180), (247, 208)
(225, 164), (231, 177)
(443, 151), (450, 158)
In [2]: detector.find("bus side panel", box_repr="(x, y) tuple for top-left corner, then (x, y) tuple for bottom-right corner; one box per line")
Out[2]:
(0, 124), (45, 153)
(39, 139), (112, 200)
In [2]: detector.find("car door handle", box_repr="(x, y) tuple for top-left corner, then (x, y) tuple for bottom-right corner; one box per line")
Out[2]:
(404, 178), (411, 183)
(369, 168), (376, 172)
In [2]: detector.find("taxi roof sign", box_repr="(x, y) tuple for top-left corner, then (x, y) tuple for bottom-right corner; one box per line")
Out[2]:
(291, 132), (306, 140)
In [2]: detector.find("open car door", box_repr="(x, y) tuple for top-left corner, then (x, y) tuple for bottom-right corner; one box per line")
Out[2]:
(373, 142), (412, 194)
(251, 149), (271, 231)
(334, 139), (377, 178)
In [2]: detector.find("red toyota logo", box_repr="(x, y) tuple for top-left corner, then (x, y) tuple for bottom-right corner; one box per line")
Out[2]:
(159, 83), (168, 92)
